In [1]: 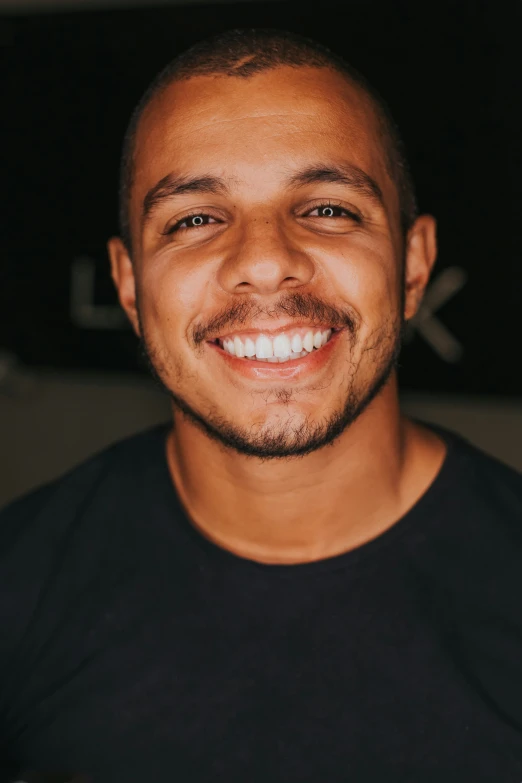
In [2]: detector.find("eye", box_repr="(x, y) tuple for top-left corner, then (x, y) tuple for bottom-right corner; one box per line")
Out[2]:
(164, 212), (220, 235)
(306, 203), (362, 222)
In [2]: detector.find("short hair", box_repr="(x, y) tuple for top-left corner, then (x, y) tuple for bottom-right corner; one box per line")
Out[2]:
(119, 28), (418, 252)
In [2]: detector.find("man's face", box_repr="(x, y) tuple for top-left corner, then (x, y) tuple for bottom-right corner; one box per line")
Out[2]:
(114, 66), (411, 458)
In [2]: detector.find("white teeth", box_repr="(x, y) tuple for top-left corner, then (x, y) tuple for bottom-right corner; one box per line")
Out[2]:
(273, 334), (291, 358)
(303, 331), (314, 353)
(220, 327), (334, 360)
(224, 338), (235, 355)
(291, 334), (302, 353)
(244, 337), (256, 357)
(255, 335), (273, 359)
(234, 336), (245, 358)
(250, 349), (317, 363)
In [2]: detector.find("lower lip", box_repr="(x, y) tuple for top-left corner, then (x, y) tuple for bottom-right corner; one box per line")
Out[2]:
(207, 329), (345, 381)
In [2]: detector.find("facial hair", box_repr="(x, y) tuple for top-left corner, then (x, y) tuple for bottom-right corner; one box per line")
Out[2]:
(137, 287), (405, 461)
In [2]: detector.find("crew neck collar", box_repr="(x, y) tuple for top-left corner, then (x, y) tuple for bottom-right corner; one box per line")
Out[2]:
(152, 420), (464, 578)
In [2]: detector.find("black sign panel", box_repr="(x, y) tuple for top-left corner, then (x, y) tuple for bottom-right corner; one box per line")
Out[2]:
(1, 1), (521, 393)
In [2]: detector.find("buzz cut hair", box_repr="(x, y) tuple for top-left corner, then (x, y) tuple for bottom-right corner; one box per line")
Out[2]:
(118, 27), (418, 252)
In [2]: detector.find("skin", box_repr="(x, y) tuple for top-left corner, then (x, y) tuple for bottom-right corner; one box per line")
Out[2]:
(109, 65), (445, 564)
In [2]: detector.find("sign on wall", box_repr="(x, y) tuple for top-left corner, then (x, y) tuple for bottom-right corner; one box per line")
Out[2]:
(1, 2), (521, 394)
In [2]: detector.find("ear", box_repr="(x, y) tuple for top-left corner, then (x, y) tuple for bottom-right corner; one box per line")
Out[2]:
(107, 237), (141, 337)
(403, 214), (438, 321)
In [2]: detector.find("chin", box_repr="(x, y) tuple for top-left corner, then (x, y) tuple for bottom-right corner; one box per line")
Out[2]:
(173, 391), (356, 460)
(237, 394), (336, 427)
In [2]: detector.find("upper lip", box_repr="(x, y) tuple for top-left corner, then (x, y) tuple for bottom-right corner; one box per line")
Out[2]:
(210, 321), (339, 341)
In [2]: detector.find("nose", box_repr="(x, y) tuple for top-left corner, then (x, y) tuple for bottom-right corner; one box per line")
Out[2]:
(216, 215), (315, 296)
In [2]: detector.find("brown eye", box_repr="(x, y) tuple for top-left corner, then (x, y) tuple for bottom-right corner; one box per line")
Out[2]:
(317, 206), (340, 217)
(165, 213), (219, 235)
(308, 204), (361, 221)
(185, 215), (208, 228)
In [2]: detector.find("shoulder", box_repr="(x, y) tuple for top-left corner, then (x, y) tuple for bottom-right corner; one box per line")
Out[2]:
(0, 424), (170, 651)
(407, 422), (522, 614)
(427, 427), (522, 730)
(460, 433), (522, 497)
(0, 422), (170, 526)
(429, 422), (522, 526)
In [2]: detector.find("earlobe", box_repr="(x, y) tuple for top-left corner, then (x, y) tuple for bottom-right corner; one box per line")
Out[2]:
(403, 215), (437, 322)
(107, 236), (141, 336)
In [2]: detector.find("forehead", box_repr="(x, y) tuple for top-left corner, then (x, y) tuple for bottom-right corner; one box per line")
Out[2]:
(131, 66), (392, 215)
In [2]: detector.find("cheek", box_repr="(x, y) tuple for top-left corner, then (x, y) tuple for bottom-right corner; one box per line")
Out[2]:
(322, 236), (400, 320)
(139, 259), (211, 342)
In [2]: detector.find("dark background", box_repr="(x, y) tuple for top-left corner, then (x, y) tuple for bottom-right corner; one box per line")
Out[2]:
(2, 0), (521, 394)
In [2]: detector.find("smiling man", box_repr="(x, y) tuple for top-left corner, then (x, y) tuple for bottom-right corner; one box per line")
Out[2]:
(1, 28), (522, 783)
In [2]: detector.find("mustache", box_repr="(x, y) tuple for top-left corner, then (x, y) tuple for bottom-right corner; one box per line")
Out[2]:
(192, 292), (359, 346)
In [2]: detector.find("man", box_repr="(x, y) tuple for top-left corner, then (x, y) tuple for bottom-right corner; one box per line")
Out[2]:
(1, 27), (521, 783)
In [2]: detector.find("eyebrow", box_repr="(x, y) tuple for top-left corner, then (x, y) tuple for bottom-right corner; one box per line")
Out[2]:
(141, 161), (384, 225)
(142, 173), (231, 224)
(286, 163), (384, 206)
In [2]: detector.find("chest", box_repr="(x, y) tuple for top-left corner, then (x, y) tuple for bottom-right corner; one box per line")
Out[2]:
(6, 568), (522, 782)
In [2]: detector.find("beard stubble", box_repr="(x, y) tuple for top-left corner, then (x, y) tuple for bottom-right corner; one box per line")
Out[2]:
(136, 294), (404, 461)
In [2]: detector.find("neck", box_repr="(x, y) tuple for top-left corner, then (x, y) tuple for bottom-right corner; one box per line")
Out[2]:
(165, 376), (446, 564)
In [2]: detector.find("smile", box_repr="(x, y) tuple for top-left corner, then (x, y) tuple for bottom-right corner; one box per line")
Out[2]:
(207, 325), (344, 381)
(214, 326), (334, 364)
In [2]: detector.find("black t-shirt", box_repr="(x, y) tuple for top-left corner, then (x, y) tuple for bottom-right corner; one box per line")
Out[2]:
(0, 423), (522, 783)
